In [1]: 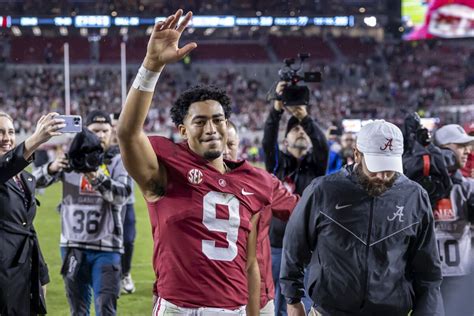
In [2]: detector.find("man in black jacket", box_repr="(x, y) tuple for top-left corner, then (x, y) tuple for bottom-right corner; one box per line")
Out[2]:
(281, 120), (444, 316)
(262, 81), (328, 315)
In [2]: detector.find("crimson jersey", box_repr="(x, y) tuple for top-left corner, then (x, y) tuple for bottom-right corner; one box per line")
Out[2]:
(147, 136), (296, 309)
(256, 178), (298, 308)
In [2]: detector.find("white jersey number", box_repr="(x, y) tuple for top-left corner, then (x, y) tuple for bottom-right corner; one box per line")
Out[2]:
(436, 226), (472, 276)
(62, 204), (111, 242)
(437, 239), (460, 267)
(202, 191), (240, 261)
(72, 210), (100, 234)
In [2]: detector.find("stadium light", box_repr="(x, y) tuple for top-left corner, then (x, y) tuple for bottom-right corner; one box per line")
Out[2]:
(363, 16), (377, 27)
(54, 17), (72, 26)
(59, 26), (68, 36)
(146, 26), (153, 35)
(4, 14), (356, 29)
(115, 17), (139, 26)
(203, 27), (215, 36)
(75, 15), (111, 28)
(32, 26), (41, 36)
(11, 25), (21, 36)
(20, 17), (38, 26)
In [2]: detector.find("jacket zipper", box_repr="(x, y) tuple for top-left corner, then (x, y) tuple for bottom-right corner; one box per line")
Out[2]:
(361, 198), (374, 309)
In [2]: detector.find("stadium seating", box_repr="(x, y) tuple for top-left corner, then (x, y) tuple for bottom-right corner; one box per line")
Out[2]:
(269, 35), (335, 61)
(10, 36), (90, 63)
(1, 39), (472, 138)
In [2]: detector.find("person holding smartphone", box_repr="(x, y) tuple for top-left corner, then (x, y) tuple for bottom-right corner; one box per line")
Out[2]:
(34, 110), (132, 316)
(0, 111), (65, 315)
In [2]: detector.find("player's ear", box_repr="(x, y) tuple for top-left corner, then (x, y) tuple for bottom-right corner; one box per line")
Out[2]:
(178, 124), (188, 140)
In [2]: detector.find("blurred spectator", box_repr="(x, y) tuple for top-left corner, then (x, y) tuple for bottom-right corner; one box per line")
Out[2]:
(340, 131), (356, 166)
(461, 123), (474, 178)
(326, 126), (343, 174)
(0, 38), (472, 155)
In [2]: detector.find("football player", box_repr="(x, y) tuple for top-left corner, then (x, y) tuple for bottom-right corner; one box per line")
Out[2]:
(117, 9), (297, 315)
(224, 121), (299, 315)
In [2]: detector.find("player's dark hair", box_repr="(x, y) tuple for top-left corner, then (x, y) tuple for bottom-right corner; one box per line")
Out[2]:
(171, 85), (232, 126)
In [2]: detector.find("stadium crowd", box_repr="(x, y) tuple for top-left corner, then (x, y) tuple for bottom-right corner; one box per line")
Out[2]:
(1, 39), (473, 142)
(0, 6), (473, 316)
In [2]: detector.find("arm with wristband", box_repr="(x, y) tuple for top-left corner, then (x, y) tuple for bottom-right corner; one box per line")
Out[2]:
(117, 9), (196, 203)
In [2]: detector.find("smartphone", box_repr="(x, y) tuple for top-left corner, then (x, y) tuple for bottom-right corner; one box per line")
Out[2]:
(57, 115), (82, 133)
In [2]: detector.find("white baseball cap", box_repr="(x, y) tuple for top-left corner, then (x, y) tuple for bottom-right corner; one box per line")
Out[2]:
(356, 120), (404, 173)
(434, 124), (474, 146)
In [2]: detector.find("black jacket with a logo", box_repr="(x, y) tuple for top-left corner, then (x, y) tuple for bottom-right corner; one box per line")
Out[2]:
(0, 143), (49, 315)
(281, 165), (444, 316)
(262, 108), (328, 248)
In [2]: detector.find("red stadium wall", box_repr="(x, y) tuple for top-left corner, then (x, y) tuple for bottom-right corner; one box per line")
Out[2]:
(10, 36), (90, 63)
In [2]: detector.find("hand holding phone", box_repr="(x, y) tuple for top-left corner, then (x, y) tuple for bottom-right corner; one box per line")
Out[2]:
(57, 115), (82, 133)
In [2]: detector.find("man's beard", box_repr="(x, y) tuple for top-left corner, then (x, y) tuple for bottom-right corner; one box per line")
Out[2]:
(355, 164), (398, 197)
(203, 150), (222, 160)
(290, 138), (308, 150)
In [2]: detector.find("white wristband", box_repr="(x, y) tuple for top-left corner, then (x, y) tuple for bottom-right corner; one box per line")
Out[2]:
(132, 65), (161, 92)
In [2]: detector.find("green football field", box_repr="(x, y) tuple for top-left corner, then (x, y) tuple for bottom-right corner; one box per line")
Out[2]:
(34, 182), (155, 315)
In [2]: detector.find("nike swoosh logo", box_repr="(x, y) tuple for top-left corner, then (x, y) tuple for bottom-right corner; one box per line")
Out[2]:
(335, 203), (352, 210)
(242, 189), (254, 196)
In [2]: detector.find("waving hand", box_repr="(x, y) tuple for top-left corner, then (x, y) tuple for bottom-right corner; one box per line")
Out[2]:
(144, 9), (197, 71)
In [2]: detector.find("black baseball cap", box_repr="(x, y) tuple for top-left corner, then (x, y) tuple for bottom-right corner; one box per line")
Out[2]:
(285, 116), (301, 136)
(85, 110), (112, 126)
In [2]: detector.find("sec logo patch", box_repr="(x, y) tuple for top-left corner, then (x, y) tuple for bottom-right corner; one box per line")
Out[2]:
(187, 169), (203, 185)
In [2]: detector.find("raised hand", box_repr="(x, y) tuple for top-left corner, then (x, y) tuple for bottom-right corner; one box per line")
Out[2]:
(143, 9), (197, 72)
(24, 112), (65, 160)
(285, 105), (308, 121)
(274, 81), (308, 119)
(32, 113), (65, 144)
(274, 81), (287, 111)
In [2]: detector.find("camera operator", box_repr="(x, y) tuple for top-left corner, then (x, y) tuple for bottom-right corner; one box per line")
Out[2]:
(33, 110), (132, 316)
(433, 124), (474, 316)
(262, 81), (328, 315)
